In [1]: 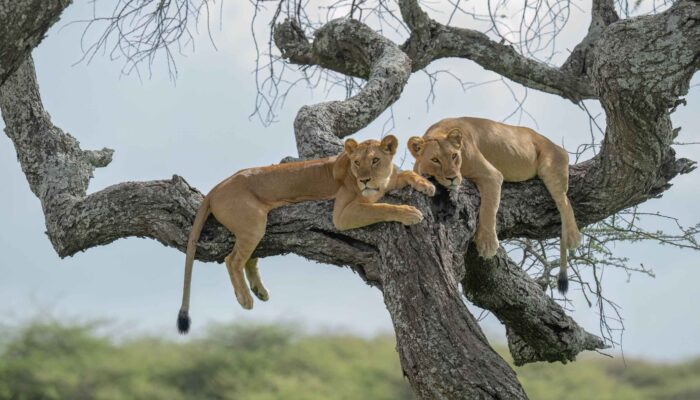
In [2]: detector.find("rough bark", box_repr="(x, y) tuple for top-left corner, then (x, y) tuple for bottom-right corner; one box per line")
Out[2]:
(561, 0), (619, 76)
(1, 56), (531, 400)
(0, 58), (383, 278)
(1, 1), (699, 399)
(497, 0), (699, 241)
(397, 0), (596, 102)
(275, 18), (411, 159)
(378, 190), (526, 399)
(463, 245), (605, 366)
(0, 0), (72, 85)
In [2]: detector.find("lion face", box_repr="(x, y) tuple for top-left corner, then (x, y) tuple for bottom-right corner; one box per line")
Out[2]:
(344, 135), (398, 197)
(408, 129), (463, 191)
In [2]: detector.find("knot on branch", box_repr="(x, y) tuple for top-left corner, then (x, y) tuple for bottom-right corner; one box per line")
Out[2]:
(83, 147), (114, 168)
(283, 18), (412, 159)
(507, 327), (607, 366)
(273, 19), (315, 66)
(463, 245), (606, 365)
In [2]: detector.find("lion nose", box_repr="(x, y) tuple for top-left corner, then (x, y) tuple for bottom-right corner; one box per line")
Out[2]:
(446, 176), (458, 183)
(360, 178), (371, 184)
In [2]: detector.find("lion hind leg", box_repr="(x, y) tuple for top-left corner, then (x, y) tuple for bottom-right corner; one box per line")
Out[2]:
(538, 150), (581, 250)
(245, 258), (270, 301)
(224, 249), (255, 310)
(217, 204), (268, 311)
(538, 149), (580, 294)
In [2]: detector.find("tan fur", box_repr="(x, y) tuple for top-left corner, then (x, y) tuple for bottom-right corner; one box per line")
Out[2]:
(408, 117), (581, 292)
(179, 135), (435, 322)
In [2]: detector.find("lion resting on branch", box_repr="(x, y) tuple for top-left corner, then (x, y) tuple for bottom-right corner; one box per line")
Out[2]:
(409, 117), (581, 293)
(177, 135), (435, 333)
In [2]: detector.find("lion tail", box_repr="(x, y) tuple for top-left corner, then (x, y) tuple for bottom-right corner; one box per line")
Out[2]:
(177, 196), (211, 334)
(557, 238), (569, 294)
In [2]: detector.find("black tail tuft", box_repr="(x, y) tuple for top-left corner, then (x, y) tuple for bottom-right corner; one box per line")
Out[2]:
(177, 310), (191, 334)
(557, 272), (569, 295)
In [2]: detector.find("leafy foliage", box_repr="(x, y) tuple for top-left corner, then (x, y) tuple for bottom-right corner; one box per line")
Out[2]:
(1, 320), (699, 400)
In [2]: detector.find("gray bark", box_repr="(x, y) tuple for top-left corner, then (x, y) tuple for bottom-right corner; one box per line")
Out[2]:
(463, 244), (605, 366)
(275, 18), (411, 159)
(0, 0), (72, 85)
(1, 1), (698, 399)
(397, 0), (595, 102)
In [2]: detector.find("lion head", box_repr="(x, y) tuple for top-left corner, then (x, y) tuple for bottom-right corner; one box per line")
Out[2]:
(408, 129), (463, 191)
(343, 135), (398, 197)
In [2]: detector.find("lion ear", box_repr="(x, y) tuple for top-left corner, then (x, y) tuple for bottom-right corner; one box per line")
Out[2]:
(381, 135), (398, 155)
(447, 129), (462, 149)
(344, 138), (358, 155)
(408, 137), (424, 157)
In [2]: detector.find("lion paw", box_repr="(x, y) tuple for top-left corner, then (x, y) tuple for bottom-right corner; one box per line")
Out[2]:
(565, 228), (582, 250)
(414, 179), (436, 197)
(474, 229), (499, 258)
(251, 284), (270, 302)
(398, 206), (424, 225)
(236, 289), (254, 310)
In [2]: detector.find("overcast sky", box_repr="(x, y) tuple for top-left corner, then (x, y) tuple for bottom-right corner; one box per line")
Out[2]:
(1, 1), (698, 362)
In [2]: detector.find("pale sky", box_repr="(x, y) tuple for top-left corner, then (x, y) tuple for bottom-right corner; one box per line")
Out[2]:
(1, 1), (698, 362)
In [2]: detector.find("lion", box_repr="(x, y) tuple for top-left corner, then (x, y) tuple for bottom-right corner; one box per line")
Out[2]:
(177, 135), (436, 333)
(408, 117), (581, 293)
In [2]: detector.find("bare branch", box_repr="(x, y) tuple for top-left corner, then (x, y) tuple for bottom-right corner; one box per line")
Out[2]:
(397, 0), (596, 103)
(496, 0), (699, 241)
(592, 0), (620, 29)
(72, 0), (218, 80)
(463, 244), (606, 365)
(0, 57), (380, 278)
(275, 18), (411, 158)
(561, 0), (620, 76)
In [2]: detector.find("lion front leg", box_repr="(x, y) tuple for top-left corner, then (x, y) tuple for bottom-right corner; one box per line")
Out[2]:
(333, 200), (424, 231)
(395, 171), (436, 196)
(472, 171), (503, 259)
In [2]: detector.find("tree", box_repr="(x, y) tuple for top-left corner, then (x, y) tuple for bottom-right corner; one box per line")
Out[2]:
(0, 0), (698, 398)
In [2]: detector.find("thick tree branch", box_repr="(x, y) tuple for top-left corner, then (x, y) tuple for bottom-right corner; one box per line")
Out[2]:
(463, 245), (605, 366)
(397, 0), (596, 103)
(275, 18), (411, 159)
(591, 0), (620, 28)
(0, 58), (381, 280)
(0, 0), (72, 85)
(1, 56), (532, 398)
(377, 190), (526, 399)
(3, 3), (697, 398)
(497, 0), (699, 241)
(561, 0), (620, 77)
(1, 61), (603, 369)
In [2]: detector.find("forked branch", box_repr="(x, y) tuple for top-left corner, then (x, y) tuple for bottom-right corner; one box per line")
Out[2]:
(275, 18), (411, 158)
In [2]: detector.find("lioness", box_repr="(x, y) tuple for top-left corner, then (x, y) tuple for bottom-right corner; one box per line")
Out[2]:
(178, 135), (435, 333)
(408, 117), (581, 293)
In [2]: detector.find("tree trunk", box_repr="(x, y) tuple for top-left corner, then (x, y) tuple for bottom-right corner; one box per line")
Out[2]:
(1, 1), (698, 399)
(379, 191), (527, 399)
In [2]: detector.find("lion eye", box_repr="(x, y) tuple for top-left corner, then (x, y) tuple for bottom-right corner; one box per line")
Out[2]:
(452, 153), (458, 160)
(431, 158), (440, 164)
(372, 158), (379, 164)
(354, 160), (360, 166)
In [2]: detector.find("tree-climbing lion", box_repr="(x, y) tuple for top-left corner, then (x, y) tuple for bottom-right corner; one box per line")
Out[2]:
(177, 135), (436, 333)
(408, 117), (581, 293)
